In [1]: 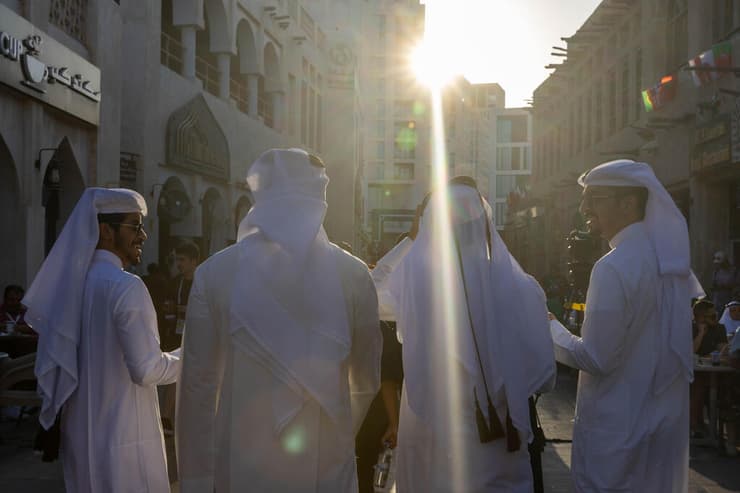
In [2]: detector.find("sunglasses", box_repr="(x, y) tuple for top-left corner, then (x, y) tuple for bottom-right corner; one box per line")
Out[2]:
(108, 222), (145, 235)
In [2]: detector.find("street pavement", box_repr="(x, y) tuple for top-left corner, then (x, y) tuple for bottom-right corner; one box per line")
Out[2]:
(1, 369), (739, 492)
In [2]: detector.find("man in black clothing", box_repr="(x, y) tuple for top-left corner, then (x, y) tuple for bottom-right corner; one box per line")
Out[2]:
(168, 241), (200, 349)
(160, 240), (199, 434)
(355, 320), (403, 493)
(691, 299), (728, 437)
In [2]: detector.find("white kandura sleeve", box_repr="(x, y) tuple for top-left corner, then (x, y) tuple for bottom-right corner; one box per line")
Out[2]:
(113, 279), (181, 386)
(349, 269), (382, 434)
(548, 262), (629, 377)
(176, 268), (226, 493)
(372, 238), (413, 322)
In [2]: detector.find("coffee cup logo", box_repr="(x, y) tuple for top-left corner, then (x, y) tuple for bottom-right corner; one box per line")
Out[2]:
(20, 53), (47, 93)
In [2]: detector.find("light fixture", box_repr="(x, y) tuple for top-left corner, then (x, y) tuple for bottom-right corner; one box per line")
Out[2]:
(34, 147), (59, 170)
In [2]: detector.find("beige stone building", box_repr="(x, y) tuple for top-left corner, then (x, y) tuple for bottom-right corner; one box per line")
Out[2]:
(522, 0), (740, 288)
(0, 0), (387, 287)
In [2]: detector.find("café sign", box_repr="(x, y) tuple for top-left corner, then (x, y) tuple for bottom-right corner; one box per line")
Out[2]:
(691, 115), (731, 174)
(0, 5), (101, 125)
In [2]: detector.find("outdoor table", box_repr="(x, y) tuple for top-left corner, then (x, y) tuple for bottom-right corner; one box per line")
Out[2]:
(694, 358), (739, 447)
(0, 334), (38, 358)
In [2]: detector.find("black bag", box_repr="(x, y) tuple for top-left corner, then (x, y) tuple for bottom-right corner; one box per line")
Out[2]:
(528, 395), (546, 493)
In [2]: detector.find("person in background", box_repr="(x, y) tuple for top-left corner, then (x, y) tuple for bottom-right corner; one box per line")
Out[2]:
(177, 148), (381, 492)
(692, 300), (727, 356)
(159, 241), (200, 435)
(0, 284), (34, 335)
(690, 299), (728, 439)
(23, 188), (181, 492)
(142, 263), (169, 316)
(170, 241), (200, 348)
(720, 300), (740, 340)
(354, 320), (403, 493)
(712, 251), (738, 318)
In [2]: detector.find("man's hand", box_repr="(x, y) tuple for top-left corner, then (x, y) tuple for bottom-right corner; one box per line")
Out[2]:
(698, 323), (708, 336)
(381, 425), (398, 449)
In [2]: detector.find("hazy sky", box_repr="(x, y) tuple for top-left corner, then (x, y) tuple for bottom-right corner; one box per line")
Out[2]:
(421, 0), (602, 107)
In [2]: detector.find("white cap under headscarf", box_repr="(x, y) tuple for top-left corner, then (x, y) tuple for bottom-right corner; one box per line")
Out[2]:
(578, 159), (704, 393)
(720, 301), (740, 335)
(389, 184), (555, 440)
(23, 187), (147, 429)
(231, 148), (351, 432)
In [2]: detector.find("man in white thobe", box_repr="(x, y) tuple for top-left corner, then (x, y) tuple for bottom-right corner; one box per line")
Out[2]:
(176, 148), (381, 492)
(549, 160), (703, 492)
(373, 178), (555, 493)
(24, 188), (182, 492)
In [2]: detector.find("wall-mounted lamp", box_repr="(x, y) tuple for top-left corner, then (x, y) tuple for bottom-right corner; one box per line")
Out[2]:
(34, 147), (59, 170)
(150, 183), (164, 198)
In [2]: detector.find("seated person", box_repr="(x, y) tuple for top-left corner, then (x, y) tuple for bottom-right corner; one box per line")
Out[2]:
(691, 299), (728, 438)
(0, 284), (35, 335)
(693, 299), (727, 356)
(720, 300), (740, 339)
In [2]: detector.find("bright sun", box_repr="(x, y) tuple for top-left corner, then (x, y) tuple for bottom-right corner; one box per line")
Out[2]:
(410, 41), (459, 89)
(409, 0), (464, 89)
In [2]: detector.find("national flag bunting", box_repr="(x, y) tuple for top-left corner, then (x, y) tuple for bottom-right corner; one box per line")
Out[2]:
(641, 75), (676, 113)
(688, 42), (732, 87)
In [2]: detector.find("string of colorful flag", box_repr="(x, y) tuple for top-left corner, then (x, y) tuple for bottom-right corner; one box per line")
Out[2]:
(642, 41), (732, 113)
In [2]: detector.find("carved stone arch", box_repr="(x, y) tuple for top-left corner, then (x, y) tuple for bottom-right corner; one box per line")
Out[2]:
(204, 0), (233, 53)
(201, 187), (227, 255)
(166, 94), (230, 181)
(234, 194), (253, 236)
(263, 41), (283, 92)
(157, 175), (194, 266)
(0, 133), (24, 285)
(236, 18), (259, 74)
(42, 137), (85, 255)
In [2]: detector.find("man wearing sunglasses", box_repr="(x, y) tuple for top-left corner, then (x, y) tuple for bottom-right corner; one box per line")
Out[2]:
(24, 188), (182, 492)
(549, 160), (704, 492)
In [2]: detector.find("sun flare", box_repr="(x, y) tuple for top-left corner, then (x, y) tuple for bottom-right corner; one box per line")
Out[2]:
(410, 41), (459, 89)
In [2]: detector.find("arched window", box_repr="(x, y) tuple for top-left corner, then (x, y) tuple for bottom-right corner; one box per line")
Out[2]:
(160, 0), (183, 73)
(232, 20), (257, 114)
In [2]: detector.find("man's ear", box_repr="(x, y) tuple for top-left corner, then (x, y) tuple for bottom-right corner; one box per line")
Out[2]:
(98, 223), (114, 243)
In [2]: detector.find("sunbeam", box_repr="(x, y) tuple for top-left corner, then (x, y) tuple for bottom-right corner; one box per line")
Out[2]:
(428, 88), (467, 492)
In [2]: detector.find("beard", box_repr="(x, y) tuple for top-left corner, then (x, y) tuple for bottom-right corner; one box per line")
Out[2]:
(113, 233), (143, 267)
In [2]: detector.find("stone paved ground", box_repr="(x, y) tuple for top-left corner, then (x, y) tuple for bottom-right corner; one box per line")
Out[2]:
(539, 368), (740, 493)
(1, 369), (740, 492)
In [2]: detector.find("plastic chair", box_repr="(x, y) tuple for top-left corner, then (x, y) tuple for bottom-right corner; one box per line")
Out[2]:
(0, 352), (41, 424)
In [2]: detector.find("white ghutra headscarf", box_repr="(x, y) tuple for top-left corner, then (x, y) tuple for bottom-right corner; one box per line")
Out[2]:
(23, 188), (147, 429)
(579, 160), (704, 392)
(389, 183), (555, 441)
(231, 148), (351, 432)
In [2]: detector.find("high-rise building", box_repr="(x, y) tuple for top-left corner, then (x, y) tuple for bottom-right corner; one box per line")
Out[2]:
(358, 0), (429, 259)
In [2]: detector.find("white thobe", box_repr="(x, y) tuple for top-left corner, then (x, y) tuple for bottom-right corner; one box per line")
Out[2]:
(549, 222), (689, 492)
(177, 244), (381, 493)
(61, 250), (181, 493)
(373, 239), (542, 493)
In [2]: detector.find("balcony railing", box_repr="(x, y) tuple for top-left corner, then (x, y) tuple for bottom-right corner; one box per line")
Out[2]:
(161, 31), (183, 73)
(196, 55), (219, 96)
(230, 76), (248, 114)
(258, 92), (274, 128)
